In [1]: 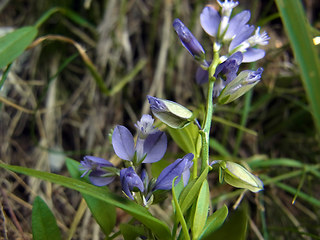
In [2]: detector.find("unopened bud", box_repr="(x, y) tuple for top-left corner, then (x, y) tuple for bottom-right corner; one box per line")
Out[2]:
(219, 161), (263, 192)
(148, 96), (193, 129)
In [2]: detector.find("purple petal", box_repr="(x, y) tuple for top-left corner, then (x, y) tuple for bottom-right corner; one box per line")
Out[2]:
(247, 67), (264, 82)
(143, 132), (167, 163)
(200, 6), (221, 37)
(120, 167), (144, 200)
(83, 156), (114, 167)
(141, 169), (147, 182)
(89, 170), (115, 186)
(214, 52), (243, 83)
(173, 18), (205, 58)
(135, 114), (157, 138)
(120, 169), (133, 199)
(196, 67), (209, 85)
(242, 48), (265, 62)
(224, 10), (251, 40)
(154, 153), (194, 190)
(229, 25), (255, 51)
(112, 126), (135, 161)
(182, 169), (191, 186)
(147, 96), (168, 112)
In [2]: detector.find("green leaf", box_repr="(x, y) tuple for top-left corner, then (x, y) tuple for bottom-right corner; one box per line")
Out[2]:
(120, 224), (145, 240)
(179, 167), (209, 214)
(167, 123), (201, 156)
(204, 204), (248, 240)
(275, 0), (320, 135)
(0, 163), (171, 240)
(192, 180), (210, 239)
(172, 177), (190, 240)
(0, 26), (38, 69)
(199, 205), (228, 240)
(65, 158), (116, 236)
(32, 196), (62, 240)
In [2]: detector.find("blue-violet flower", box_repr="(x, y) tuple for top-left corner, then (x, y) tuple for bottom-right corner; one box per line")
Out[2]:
(153, 153), (194, 190)
(112, 115), (167, 164)
(79, 156), (116, 186)
(120, 167), (144, 200)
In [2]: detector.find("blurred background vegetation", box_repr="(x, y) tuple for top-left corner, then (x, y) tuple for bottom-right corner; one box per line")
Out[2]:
(0, 0), (319, 239)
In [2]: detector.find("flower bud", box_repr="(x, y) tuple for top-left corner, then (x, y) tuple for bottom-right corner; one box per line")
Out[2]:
(219, 161), (263, 192)
(147, 96), (193, 129)
(120, 167), (144, 200)
(173, 18), (206, 63)
(218, 67), (263, 104)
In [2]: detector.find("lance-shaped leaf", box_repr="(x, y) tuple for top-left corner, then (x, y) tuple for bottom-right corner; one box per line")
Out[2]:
(198, 205), (228, 239)
(0, 26), (38, 69)
(32, 196), (62, 240)
(192, 179), (210, 239)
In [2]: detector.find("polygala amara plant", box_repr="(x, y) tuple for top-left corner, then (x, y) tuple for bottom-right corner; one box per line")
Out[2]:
(0, 1), (270, 239)
(77, 0), (267, 238)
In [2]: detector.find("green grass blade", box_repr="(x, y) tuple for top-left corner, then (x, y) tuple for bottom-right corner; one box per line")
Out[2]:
(274, 181), (320, 207)
(212, 116), (257, 136)
(275, 0), (320, 134)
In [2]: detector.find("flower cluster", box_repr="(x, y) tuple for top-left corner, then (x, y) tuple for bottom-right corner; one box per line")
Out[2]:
(173, 0), (269, 103)
(147, 0), (264, 193)
(79, 0), (265, 205)
(80, 114), (194, 204)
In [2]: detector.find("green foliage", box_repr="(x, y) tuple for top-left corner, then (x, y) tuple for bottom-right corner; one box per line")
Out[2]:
(192, 180), (210, 239)
(0, 26), (38, 69)
(167, 123), (201, 157)
(275, 0), (320, 134)
(199, 205), (228, 240)
(206, 204), (248, 240)
(32, 196), (62, 240)
(0, 163), (171, 240)
(172, 177), (190, 240)
(179, 167), (209, 214)
(120, 224), (146, 240)
(3, 1), (320, 239)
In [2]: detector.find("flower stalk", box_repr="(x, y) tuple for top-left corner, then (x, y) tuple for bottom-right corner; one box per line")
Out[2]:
(200, 48), (220, 172)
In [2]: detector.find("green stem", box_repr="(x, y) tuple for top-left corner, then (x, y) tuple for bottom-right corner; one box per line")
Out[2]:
(200, 80), (214, 172)
(200, 48), (220, 172)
